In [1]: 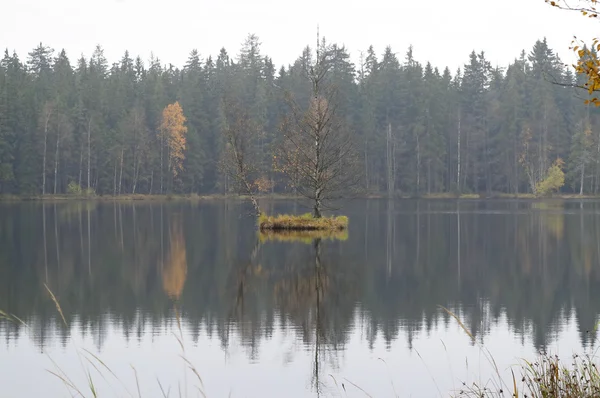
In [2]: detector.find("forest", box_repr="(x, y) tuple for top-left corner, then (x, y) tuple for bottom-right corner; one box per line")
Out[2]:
(0, 34), (597, 196)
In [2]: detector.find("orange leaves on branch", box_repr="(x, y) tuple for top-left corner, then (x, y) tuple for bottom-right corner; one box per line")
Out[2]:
(549, 1), (600, 104)
(253, 176), (274, 193)
(546, 0), (599, 17)
(570, 39), (600, 105)
(159, 102), (188, 179)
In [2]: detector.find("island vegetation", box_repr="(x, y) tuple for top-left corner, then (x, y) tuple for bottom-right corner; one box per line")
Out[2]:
(258, 213), (348, 231)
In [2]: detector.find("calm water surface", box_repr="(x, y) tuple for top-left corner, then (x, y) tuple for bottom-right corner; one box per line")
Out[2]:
(1, 199), (599, 397)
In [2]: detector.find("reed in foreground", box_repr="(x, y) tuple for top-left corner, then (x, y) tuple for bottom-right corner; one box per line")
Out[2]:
(1, 286), (206, 398)
(442, 304), (600, 398)
(454, 353), (600, 398)
(258, 213), (348, 231)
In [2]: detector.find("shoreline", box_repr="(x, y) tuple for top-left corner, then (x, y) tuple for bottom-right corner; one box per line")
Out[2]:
(1, 192), (600, 202)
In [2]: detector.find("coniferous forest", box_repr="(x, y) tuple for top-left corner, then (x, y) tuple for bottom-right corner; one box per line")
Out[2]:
(0, 34), (597, 196)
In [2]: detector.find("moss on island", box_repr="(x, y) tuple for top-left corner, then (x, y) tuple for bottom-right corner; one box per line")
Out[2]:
(258, 213), (348, 231)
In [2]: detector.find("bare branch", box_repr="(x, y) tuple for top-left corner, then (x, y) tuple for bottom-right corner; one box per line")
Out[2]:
(220, 94), (262, 216)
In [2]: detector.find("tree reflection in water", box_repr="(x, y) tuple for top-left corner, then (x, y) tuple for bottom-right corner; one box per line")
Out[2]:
(1, 200), (600, 372)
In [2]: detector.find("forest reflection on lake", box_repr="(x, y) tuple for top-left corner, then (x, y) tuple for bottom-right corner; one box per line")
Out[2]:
(1, 199), (600, 397)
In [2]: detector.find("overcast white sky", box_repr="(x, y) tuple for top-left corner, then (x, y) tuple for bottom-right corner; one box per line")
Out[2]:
(1, 0), (598, 72)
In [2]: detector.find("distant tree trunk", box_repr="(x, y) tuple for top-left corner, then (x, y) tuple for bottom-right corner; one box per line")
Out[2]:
(314, 128), (322, 218)
(416, 130), (421, 195)
(54, 204), (60, 269)
(53, 125), (60, 195)
(580, 163), (585, 196)
(426, 110), (431, 195)
(87, 117), (92, 193)
(386, 122), (394, 197)
(364, 137), (369, 191)
(596, 129), (600, 194)
(42, 109), (52, 195)
(132, 149), (140, 194)
(542, 105), (548, 180)
(513, 129), (519, 195)
(113, 157), (117, 196)
(78, 203), (84, 265)
(118, 147), (124, 195)
(465, 125), (470, 191)
(485, 123), (491, 195)
(167, 144), (172, 193)
(78, 138), (83, 189)
(457, 109), (461, 192)
(149, 170), (154, 194)
(160, 133), (164, 194)
(427, 159), (431, 195)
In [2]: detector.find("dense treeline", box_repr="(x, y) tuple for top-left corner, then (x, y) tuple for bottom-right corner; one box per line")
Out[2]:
(0, 35), (598, 195)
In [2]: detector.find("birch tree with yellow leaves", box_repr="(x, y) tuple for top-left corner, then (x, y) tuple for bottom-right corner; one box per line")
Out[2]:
(159, 102), (188, 193)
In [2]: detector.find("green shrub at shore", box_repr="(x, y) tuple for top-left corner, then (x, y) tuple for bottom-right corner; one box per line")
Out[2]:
(258, 213), (348, 231)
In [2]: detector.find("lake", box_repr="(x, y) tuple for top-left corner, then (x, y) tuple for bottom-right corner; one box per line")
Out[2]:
(1, 199), (599, 397)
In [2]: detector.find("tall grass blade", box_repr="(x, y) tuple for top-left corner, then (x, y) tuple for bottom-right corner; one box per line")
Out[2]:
(377, 358), (399, 397)
(194, 386), (207, 398)
(328, 374), (345, 397)
(414, 348), (443, 398)
(181, 356), (205, 391)
(0, 309), (27, 326)
(342, 378), (373, 397)
(11, 314), (28, 327)
(131, 365), (142, 398)
(439, 305), (474, 342)
(82, 348), (134, 397)
(46, 370), (79, 397)
(157, 378), (170, 398)
(511, 369), (518, 398)
(86, 371), (98, 398)
(44, 283), (68, 327)
(46, 354), (83, 396)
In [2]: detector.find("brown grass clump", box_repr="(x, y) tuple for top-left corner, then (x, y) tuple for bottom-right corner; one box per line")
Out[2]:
(258, 213), (348, 231)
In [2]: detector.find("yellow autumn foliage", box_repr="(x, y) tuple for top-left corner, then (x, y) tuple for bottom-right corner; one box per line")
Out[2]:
(547, 0), (600, 105)
(535, 158), (565, 197)
(159, 102), (188, 179)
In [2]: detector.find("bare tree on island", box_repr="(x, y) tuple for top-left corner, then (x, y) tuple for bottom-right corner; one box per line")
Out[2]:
(279, 36), (361, 218)
(220, 95), (262, 216)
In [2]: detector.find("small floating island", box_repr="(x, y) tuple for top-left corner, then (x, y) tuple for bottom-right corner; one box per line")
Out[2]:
(258, 213), (348, 231)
